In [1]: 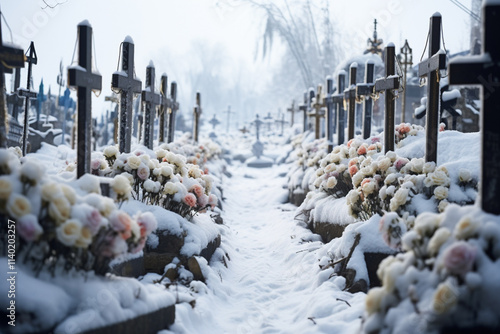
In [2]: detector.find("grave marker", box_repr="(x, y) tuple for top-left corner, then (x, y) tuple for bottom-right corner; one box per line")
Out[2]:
(111, 37), (142, 153)
(263, 112), (273, 132)
(7, 68), (23, 121)
(223, 105), (234, 133)
(141, 62), (160, 149)
(356, 60), (375, 139)
(332, 71), (347, 145)
(418, 13), (446, 163)
(209, 114), (221, 130)
(275, 112), (287, 136)
(298, 91), (308, 132)
(375, 43), (399, 153)
(158, 74), (169, 144)
(345, 63), (358, 141)
(193, 92), (202, 142)
(324, 77), (335, 152)
(448, 1), (500, 215)
(398, 40), (413, 123)
(18, 42), (38, 156)
(309, 84), (325, 140)
(287, 100), (295, 127)
(167, 82), (178, 143)
(67, 21), (102, 178)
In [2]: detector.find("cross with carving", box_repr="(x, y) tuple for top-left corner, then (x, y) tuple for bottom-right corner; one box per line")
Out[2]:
(112, 37), (142, 153)
(375, 43), (399, 153)
(309, 85), (325, 140)
(167, 82), (179, 143)
(67, 21), (102, 178)
(18, 42), (38, 156)
(141, 62), (161, 149)
(287, 100), (295, 127)
(448, 1), (500, 215)
(0, 12), (25, 148)
(158, 74), (169, 144)
(356, 60), (375, 139)
(332, 71), (347, 145)
(418, 13), (446, 163)
(193, 92), (202, 142)
(344, 63), (358, 141)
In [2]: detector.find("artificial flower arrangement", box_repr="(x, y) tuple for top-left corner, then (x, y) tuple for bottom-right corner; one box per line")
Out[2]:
(0, 148), (157, 275)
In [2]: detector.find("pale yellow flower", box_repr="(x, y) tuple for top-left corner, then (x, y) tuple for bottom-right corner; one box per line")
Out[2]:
(7, 194), (31, 218)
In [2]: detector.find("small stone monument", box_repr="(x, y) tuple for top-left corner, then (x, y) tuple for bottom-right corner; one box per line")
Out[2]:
(245, 114), (273, 168)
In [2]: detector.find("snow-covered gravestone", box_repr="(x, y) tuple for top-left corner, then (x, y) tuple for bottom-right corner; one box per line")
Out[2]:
(141, 61), (160, 149)
(112, 36), (142, 153)
(448, 0), (500, 215)
(309, 84), (325, 140)
(0, 17), (25, 148)
(344, 62), (357, 141)
(192, 92), (202, 142)
(332, 71), (347, 145)
(167, 81), (178, 143)
(356, 60), (375, 139)
(246, 113), (273, 168)
(18, 42), (38, 156)
(158, 74), (169, 144)
(418, 13), (446, 163)
(375, 43), (399, 154)
(287, 100), (295, 127)
(67, 21), (102, 178)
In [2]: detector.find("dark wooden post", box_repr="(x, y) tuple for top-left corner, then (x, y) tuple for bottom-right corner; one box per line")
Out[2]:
(309, 85), (325, 140)
(141, 62), (160, 149)
(158, 74), (169, 144)
(356, 60), (375, 139)
(298, 91), (308, 133)
(67, 21), (102, 178)
(345, 63), (358, 141)
(193, 92), (202, 142)
(18, 42), (38, 156)
(398, 40), (413, 123)
(324, 77), (335, 152)
(0, 12), (25, 148)
(167, 82), (178, 143)
(287, 101), (295, 127)
(448, 1), (500, 215)
(418, 14), (446, 163)
(111, 37), (142, 153)
(7, 68), (23, 121)
(332, 71), (346, 145)
(375, 43), (399, 153)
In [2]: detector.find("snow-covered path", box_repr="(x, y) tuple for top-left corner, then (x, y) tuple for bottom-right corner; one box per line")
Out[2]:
(169, 163), (364, 334)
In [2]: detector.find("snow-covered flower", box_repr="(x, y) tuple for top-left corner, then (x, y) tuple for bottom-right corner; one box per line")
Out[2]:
(348, 165), (358, 177)
(365, 287), (385, 315)
(379, 212), (407, 249)
(161, 165), (173, 178)
(414, 212), (440, 237)
(127, 155), (141, 169)
(0, 176), (12, 200)
(458, 168), (472, 183)
(103, 145), (119, 159)
(208, 194), (218, 209)
(442, 241), (476, 276)
(109, 211), (133, 240)
(56, 219), (82, 247)
(434, 186), (449, 200)
(163, 182), (178, 195)
(60, 184), (77, 205)
(409, 158), (424, 174)
(91, 159), (102, 170)
(427, 227), (451, 256)
(120, 172), (134, 185)
(389, 188), (409, 211)
(48, 196), (71, 224)
(438, 199), (449, 213)
(190, 184), (204, 198)
(20, 160), (43, 185)
(386, 151), (397, 162)
(111, 175), (132, 198)
(361, 178), (377, 196)
(78, 174), (101, 194)
(325, 177), (337, 189)
(136, 212), (158, 236)
(41, 182), (62, 202)
(137, 165), (150, 180)
(423, 161), (436, 174)
(425, 169), (450, 187)
(394, 158), (408, 171)
(454, 216), (480, 240)
(7, 194), (32, 219)
(183, 193), (197, 207)
(198, 193), (209, 207)
(346, 189), (360, 206)
(75, 226), (93, 248)
(377, 157), (392, 173)
(432, 281), (458, 314)
(72, 203), (104, 236)
(17, 214), (43, 242)
(144, 179), (160, 193)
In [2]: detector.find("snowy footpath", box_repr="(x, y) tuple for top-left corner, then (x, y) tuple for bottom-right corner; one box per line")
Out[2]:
(166, 162), (365, 334)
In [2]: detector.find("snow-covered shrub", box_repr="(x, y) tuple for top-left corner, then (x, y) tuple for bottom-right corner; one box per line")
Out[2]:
(363, 204), (500, 333)
(0, 148), (156, 275)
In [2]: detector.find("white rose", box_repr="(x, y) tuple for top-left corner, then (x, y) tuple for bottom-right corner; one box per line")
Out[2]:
(362, 180), (376, 196)
(458, 169), (472, 183)
(379, 185), (387, 200)
(348, 147), (357, 158)
(346, 189), (360, 206)
(60, 184), (77, 205)
(365, 287), (386, 315)
(434, 186), (449, 200)
(111, 175), (132, 197)
(127, 155), (141, 169)
(389, 188), (409, 211)
(377, 157), (392, 172)
(427, 227), (451, 256)
(438, 199), (449, 213)
(20, 160), (44, 184)
(75, 226), (93, 248)
(120, 172), (134, 185)
(384, 173), (398, 185)
(163, 182), (178, 195)
(7, 194), (31, 219)
(423, 162), (436, 174)
(352, 172), (364, 187)
(414, 212), (440, 237)
(48, 196), (71, 224)
(41, 182), (62, 202)
(410, 158), (425, 174)
(454, 216), (480, 240)
(426, 170), (450, 187)
(386, 151), (397, 162)
(326, 177), (337, 189)
(56, 219), (82, 247)
(161, 166), (173, 178)
(156, 149), (167, 159)
(433, 281), (458, 315)
(0, 176), (12, 200)
(103, 145), (119, 158)
(144, 180), (157, 193)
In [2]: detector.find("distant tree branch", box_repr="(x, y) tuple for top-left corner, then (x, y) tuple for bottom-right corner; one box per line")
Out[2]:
(41, 0), (68, 9)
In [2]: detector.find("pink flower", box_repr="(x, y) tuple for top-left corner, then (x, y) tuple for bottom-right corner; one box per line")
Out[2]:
(190, 184), (204, 198)
(368, 144), (377, 151)
(439, 123), (446, 132)
(109, 211), (133, 240)
(371, 137), (380, 144)
(136, 212), (157, 237)
(394, 158), (409, 171)
(357, 145), (367, 155)
(85, 208), (103, 235)
(137, 165), (150, 180)
(349, 158), (358, 168)
(349, 165), (358, 177)
(198, 194), (209, 207)
(183, 193), (197, 207)
(443, 241), (476, 276)
(208, 194), (218, 209)
(91, 159), (101, 170)
(17, 214), (43, 242)
(399, 123), (411, 135)
(347, 139), (354, 148)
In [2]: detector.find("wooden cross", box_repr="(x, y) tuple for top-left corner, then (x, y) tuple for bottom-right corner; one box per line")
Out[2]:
(193, 92), (202, 142)
(18, 42), (37, 156)
(112, 37), (142, 153)
(7, 68), (23, 121)
(67, 21), (102, 178)
(223, 105), (234, 133)
(356, 60), (375, 139)
(344, 63), (358, 141)
(324, 77), (335, 152)
(375, 43), (399, 153)
(298, 91), (308, 132)
(0, 13), (25, 148)
(158, 74), (169, 144)
(141, 62), (161, 149)
(209, 114), (221, 130)
(275, 112), (287, 136)
(167, 81), (179, 143)
(309, 84), (325, 139)
(332, 71), (347, 145)
(287, 100), (295, 127)
(239, 126), (249, 135)
(398, 39), (413, 123)
(448, 1), (500, 215)
(418, 13), (446, 163)
(263, 111), (274, 132)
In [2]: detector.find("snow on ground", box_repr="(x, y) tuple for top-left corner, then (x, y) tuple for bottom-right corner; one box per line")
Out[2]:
(164, 161), (365, 334)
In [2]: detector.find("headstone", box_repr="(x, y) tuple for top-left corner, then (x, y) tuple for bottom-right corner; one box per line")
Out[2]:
(167, 82), (179, 143)
(192, 92), (202, 142)
(332, 71), (347, 145)
(222, 105), (234, 133)
(324, 77), (335, 152)
(111, 37), (142, 153)
(246, 114), (273, 168)
(158, 74), (169, 144)
(448, 0), (500, 215)
(418, 13), (446, 163)
(309, 84), (325, 140)
(375, 43), (399, 153)
(398, 40), (413, 123)
(141, 61), (160, 149)
(0, 14), (25, 148)
(344, 63), (358, 141)
(18, 42), (37, 156)
(356, 61), (375, 139)
(7, 68), (23, 121)
(67, 21), (103, 178)
(287, 100), (295, 127)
